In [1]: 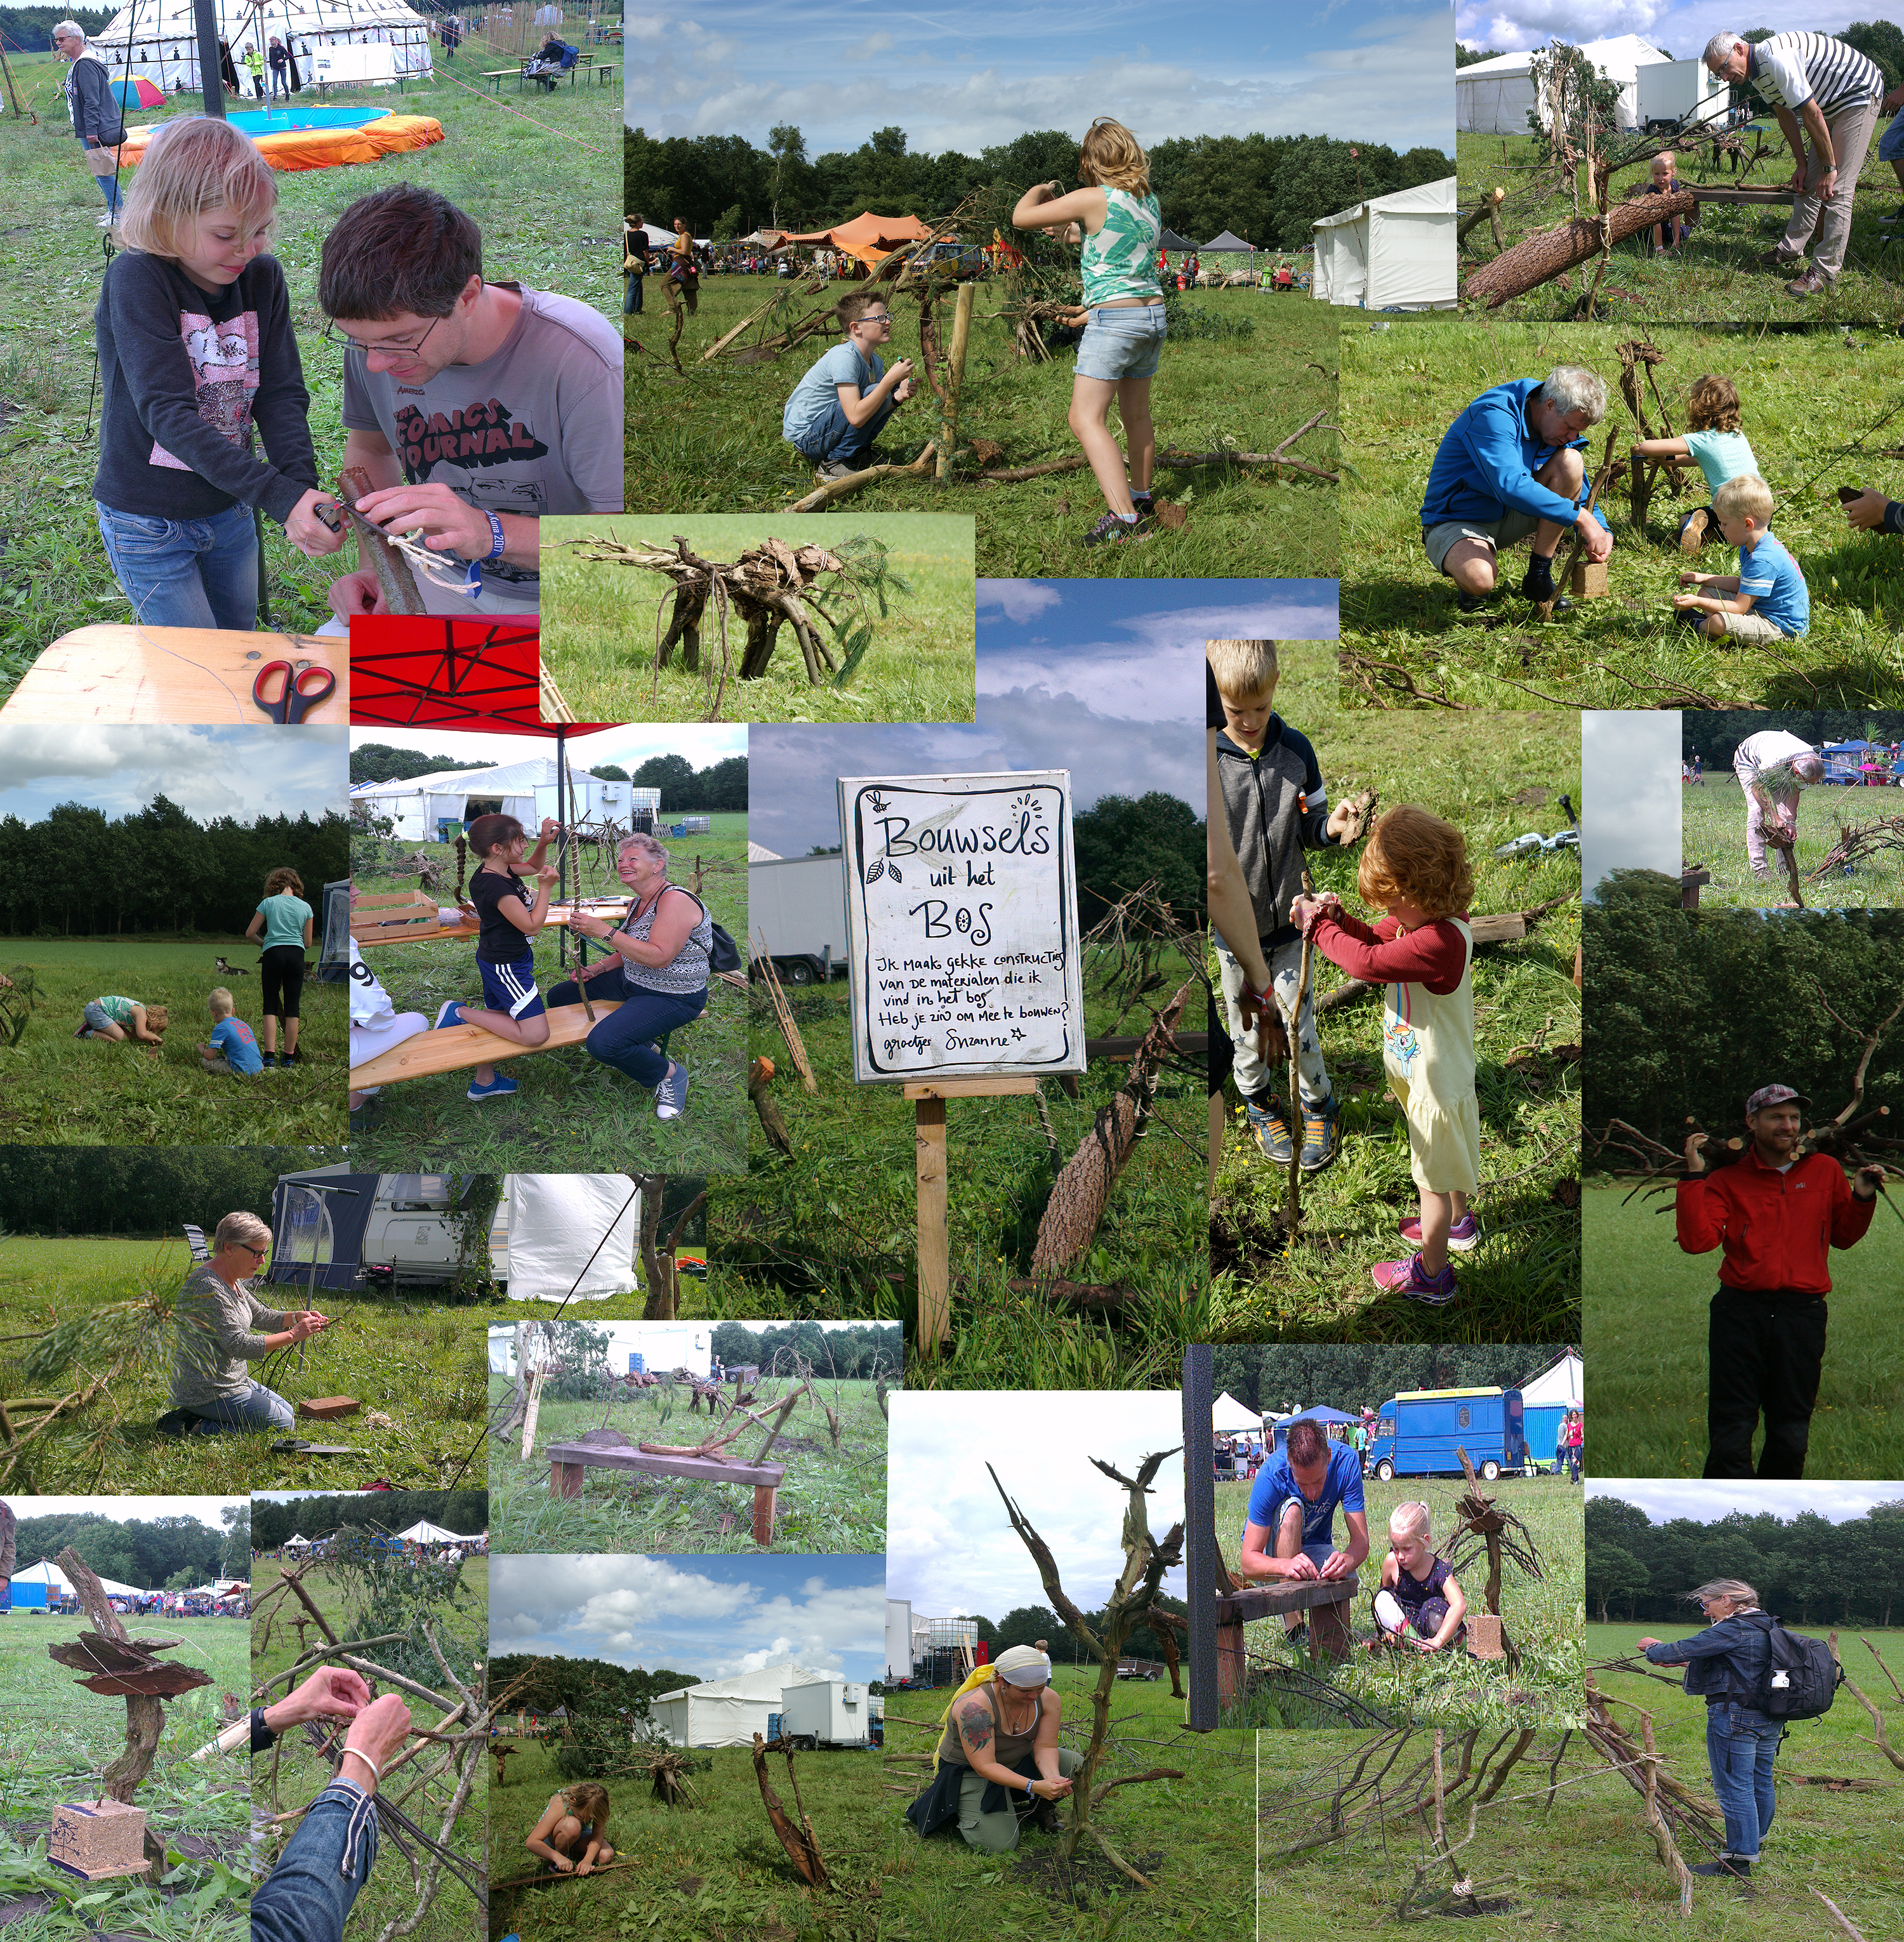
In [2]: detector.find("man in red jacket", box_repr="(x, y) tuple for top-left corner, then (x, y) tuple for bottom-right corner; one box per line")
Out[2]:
(1678, 1083), (1881, 1479)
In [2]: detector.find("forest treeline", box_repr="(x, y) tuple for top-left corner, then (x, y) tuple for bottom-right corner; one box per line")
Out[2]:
(350, 743), (748, 812)
(1680, 712), (1904, 768)
(1587, 1495), (1904, 1625)
(1212, 1345), (1571, 1415)
(708, 1321), (901, 1378)
(1074, 793), (1202, 930)
(626, 125), (1451, 254)
(489, 1651), (704, 1715)
(1583, 884), (1904, 1146)
(0, 1147), (335, 1235)
(0, 797), (346, 937)
(251, 1492), (487, 1550)
(948, 1595), (1190, 1670)
(11, 1505), (248, 1588)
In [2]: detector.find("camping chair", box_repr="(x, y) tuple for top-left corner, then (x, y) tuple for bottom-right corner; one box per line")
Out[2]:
(183, 1224), (210, 1262)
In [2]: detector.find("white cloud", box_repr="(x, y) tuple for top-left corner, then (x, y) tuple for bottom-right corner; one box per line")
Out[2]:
(843, 30), (894, 58)
(1581, 710), (1677, 894)
(977, 581), (1066, 623)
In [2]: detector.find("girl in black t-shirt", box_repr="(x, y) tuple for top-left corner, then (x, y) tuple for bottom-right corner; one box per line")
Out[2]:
(439, 812), (557, 1100)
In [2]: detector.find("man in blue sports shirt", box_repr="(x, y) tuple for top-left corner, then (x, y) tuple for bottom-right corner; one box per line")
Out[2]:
(1237, 1418), (1370, 1649)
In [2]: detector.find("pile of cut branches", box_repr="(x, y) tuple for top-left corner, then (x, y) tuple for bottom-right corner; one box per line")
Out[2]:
(1804, 812), (1904, 884)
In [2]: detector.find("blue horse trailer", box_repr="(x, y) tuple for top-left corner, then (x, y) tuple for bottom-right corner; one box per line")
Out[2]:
(1365, 1387), (1528, 1481)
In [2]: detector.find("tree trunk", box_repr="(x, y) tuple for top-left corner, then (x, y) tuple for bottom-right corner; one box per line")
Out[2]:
(1464, 190), (1696, 308)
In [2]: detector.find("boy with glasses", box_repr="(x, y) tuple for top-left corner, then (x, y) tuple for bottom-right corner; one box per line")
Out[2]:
(781, 290), (916, 480)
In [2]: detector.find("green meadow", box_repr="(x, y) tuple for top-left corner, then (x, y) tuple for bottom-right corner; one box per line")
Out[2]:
(1683, 771), (1904, 909)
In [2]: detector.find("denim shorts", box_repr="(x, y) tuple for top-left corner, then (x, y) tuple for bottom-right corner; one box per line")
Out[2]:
(478, 953), (545, 1021)
(1074, 303), (1167, 381)
(1881, 107), (1904, 163)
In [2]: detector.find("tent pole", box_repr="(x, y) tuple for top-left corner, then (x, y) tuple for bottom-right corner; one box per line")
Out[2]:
(192, 0), (226, 114)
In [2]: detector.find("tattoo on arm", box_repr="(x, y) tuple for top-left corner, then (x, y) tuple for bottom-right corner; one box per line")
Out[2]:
(958, 1698), (993, 1755)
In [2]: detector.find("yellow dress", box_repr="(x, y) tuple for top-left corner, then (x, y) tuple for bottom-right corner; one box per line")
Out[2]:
(1381, 917), (1481, 1194)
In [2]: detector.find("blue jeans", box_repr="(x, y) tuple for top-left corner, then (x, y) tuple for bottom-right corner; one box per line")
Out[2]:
(791, 391), (894, 469)
(270, 70), (289, 98)
(625, 273), (644, 315)
(95, 500), (258, 630)
(188, 1380), (294, 1435)
(252, 1780), (376, 1942)
(545, 979), (704, 1088)
(90, 164), (122, 216)
(1705, 1703), (1780, 1859)
(1074, 302), (1167, 381)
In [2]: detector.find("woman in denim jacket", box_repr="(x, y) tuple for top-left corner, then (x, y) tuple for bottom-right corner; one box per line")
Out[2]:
(1639, 1577), (1780, 1882)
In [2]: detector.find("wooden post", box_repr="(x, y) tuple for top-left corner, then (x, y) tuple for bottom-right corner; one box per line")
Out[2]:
(1180, 1347), (1220, 1732)
(551, 1458), (584, 1499)
(752, 1483), (777, 1545)
(935, 281), (975, 484)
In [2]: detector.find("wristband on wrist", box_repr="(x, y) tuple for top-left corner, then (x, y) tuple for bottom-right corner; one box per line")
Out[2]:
(340, 1749), (380, 1787)
(483, 512), (506, 562)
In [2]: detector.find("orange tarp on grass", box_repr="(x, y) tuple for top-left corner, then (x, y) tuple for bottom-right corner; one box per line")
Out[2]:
(117, 115), (444, 173)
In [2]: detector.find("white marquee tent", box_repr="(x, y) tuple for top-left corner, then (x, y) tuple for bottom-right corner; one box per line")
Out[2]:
(8, 1559), (143, 1600)
(1312, 177), (1457, 311)
(394, 1520), (477, 1546)
(1211, 1391), (1264, 1436)
(1519, 1349), (1584, 1462)
(350, 760), (654, 845)
(1457, 37), (1670, 136)
(89, 0), (436, 95)
(651, 1662), (834, 1748)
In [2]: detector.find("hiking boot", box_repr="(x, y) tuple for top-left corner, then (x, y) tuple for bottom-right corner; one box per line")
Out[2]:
(656, 1061), (690, 1120)
(1031, 1797), (1063, 1835)
(1759, 248), (1800, 270)
(814, 457), (859, 481)
(1678, 508), (1710, 551)
(1401, 1212), (1481, 1252)
(1372, 1252), (1459, 1305)
(1081, 509), (1153, 546)
(1244, 1098), (1294, 1164)
(467, 1072), (517, 1101)
(1455, 587), (1500, 617)
(1299, 1096), (1339, 1173)
(1787, 270), (1833, 298)
(1693, 1858), (1752, 1879)
(260, 1052), (277, 1069)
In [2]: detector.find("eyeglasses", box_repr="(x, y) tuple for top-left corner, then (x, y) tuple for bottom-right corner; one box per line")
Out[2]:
(241, 1245), (269, 1258)
(321, 311), (449, 358)
(859, 312), (894, 324)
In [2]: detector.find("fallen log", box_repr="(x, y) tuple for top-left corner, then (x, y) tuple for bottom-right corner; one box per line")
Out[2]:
(1464, 189), (1696, 309)
(788, 442), (937, 513)
(1007, 1278), (1140, 1311)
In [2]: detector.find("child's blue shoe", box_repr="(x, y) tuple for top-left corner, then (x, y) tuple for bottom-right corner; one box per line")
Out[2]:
(1244, 1098), (1293, 1164)
(468, 1072), (517, 1101)
(435, 1000), (466, 1029)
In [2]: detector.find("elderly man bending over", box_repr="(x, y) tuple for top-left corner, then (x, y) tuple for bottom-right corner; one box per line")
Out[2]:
(1420, 364), (1613, 620)
(1237, 1418), (1370, 1649)
(1732, 729), (1825, 888)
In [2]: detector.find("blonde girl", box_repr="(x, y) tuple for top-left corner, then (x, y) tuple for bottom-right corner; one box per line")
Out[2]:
(1293, 807), (1481, 1305)
(1010, 118), (1165, 547)
(1373, 1502), (1467, 1651)
(94, 116), (342, 630)
(525, 1782), (614, 1874)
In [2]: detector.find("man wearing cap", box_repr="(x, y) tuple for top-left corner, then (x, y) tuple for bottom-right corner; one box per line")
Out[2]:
(1679, 1085), (1881, 1478)
(1731, 730), (1825, 890)
(1236, 1417), (1370, 1649)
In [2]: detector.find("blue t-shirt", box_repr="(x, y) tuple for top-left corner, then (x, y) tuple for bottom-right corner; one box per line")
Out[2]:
(783, 341), (884, 446)
(255, 894), (312, 952)
(1244, 1443), (1365, 1547)
(1681, 429), (1757, 497)
(209, 1015), (262, 1074)
(1738, 532), (1809, 637)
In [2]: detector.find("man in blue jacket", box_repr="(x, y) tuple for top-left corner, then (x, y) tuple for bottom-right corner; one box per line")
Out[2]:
(1420, 365), (1614, 618)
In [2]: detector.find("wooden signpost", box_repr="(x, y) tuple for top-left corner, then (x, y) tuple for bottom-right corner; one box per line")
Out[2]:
(838, 772), (1087, 1350)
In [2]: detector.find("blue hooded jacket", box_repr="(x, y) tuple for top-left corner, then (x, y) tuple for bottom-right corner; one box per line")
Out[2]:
(1420, 378), (1610, 534)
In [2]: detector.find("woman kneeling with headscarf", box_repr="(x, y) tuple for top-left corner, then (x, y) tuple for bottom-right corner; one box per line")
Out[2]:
(904, 1644), (1081, 1853)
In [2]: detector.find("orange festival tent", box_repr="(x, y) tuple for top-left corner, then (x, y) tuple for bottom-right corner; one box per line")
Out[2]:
(778, 210), (936, 268)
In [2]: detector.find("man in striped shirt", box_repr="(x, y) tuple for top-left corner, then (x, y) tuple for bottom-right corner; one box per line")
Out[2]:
(1703, 30), (1885, 294)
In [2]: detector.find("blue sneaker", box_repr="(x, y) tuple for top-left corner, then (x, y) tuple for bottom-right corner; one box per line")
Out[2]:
(656, 1061), (689, 1120)
(468, 1072), (517, 1101)
(435, 1000), (466, 1029)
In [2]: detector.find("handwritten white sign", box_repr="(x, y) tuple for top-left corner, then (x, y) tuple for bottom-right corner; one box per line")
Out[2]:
(838, 772), (1086, 1083)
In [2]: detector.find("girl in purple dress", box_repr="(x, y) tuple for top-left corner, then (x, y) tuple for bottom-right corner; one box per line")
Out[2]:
(1372, 1502), (1468, 1651)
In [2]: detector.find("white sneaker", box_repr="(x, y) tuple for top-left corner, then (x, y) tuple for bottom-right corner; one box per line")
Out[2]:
(96, 211), (118, 228)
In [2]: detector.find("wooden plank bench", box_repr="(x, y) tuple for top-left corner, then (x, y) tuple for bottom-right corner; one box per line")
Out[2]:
(588, 60), (619, 85)
(480, 67), (518, 91)
(546, 1434), (786, 1543)
(350, 998), (623, 1088)
(1213, 1573), (1359, 1701)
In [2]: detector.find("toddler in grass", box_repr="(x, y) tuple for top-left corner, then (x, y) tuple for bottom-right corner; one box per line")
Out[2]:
(1672, 473), (1810, 644)
(199, 987), (263, 1075)
(1642, 150), (1689, 254)
(526, 1783), (614, 1875)
(1372, 1501), (1468, 1653)
(1628, 372), (1757, 553)
(1011, 117), (1166, 548)
(1292, 806), (1481, 1307)
(74, 994), (168, 1050)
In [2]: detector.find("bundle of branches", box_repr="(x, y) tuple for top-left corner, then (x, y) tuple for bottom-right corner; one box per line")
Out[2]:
(1615, 339), (1693, 534)
(1804, 812), (1904, 884)
(987, 1450), (1186, 1887)
(699, 275), (836, 364)
(0, 964), (40, 1047)
(995, 296), (1090, 362)
(1438, 1450), (1545, 1668)
(1582, 1679), (1725, 1911)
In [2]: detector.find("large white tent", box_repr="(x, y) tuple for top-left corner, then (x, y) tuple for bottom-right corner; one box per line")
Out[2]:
(1211, 1391), (1263, 1436)
(651, 1662), (833, 1748)
(7, 1559), (143, 1605)
(1312, 177), (1457, 311)
(350, 760), (656, 846)
(89, 0), (435, 95)
(395, 1519), (475, 1545)
(1519, 1349), (1583, 1462)
(1457, 37), (1670, 136)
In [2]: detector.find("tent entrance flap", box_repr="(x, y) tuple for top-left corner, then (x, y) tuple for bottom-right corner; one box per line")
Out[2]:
(269, 1173), (378, 1292)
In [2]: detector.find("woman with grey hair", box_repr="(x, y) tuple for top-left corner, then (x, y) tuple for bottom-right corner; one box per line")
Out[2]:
(548, 831), (711, 1120)
(1638, 1579), (1782, 1882)
(51, 21), (128, 228)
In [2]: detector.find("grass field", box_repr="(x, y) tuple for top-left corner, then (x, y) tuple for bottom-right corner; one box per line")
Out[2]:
(1216, 1472), (1583, 1732)
(0, 50), (618, 689)
(1582, 1180), (1904, 1477)
(538, 512), (977, 725)
(1260, 1619), (1904, 1941)
(1211, 643), (1582, 1342)
(1684, 772), (1904, 908)
(348, 820), (747, 1173)
(0, 937), (344, 1145)
(1338, 321), (1904, 711)
(0, 1234), (490, 1491)
(487, 1371), (887, 1553)
(627, 275), (1339, 580)
(1455, 128), (1904, 324)
(713, 946), (1205, 1390)
(0, 1608), (248, 1941)
(252, 1556), (487, 1942)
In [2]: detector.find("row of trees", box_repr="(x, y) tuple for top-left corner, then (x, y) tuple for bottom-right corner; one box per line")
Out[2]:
(0, 1147), (332, 1235)
(626, 125), (1451, 255)
(251, 1492), (487, 1550)
(1583, 882), (1904, 1145)
(488, 1650), (701, 1716)
(950, 1596), (1189, 1668)
(11, 1506), (248, 1589)
(708, 1321), (901, 1378)
(0, 6), (109, 51)
(1211, 1345), (1570, 1415)
(349, 743), (748, 813)
(1680, 712), (1904, 769)
(1588, 1496), (1904, 1625)
(0, 798), (346, 937)
(1073, 793), (1203, 930)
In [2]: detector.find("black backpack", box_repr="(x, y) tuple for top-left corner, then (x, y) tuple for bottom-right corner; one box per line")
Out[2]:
(1743, 1613), (1842, 1721)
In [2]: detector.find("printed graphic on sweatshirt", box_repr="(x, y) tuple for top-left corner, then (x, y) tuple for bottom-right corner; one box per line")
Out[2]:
(151, 310), (259, 471)
(392, 397), (550, 479)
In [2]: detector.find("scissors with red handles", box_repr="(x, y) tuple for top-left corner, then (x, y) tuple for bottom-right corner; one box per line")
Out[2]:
(253, 658), (336, 725)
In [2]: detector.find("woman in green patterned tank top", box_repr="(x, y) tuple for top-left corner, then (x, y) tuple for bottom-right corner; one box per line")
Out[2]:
(1011, 118), (1167, 548)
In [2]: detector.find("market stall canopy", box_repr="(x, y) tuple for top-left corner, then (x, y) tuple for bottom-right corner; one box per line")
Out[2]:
(1518, 1348), (1582, 1410)
(1199, 230), (1257, 252)
(1211, 1390), (1264, 1434)
(91, 0), (437, 95)
(780, 210), (935, 265)
(1158, 228), (1198, 253)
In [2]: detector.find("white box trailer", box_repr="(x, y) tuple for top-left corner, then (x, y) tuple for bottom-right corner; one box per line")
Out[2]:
(778, 1676), (871, 1749)
(749, 853), (848, 985)
(1638, 58), (1729, 133)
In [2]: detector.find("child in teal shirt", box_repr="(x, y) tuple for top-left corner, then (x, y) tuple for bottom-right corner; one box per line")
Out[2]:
(1629, 373), (1757, 553)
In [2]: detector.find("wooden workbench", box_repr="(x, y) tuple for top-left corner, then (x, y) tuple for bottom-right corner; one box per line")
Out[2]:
(1214, 1573), (1360, 1700)
(545, 1434), (787, 1544)
(1, 624), (348, 724)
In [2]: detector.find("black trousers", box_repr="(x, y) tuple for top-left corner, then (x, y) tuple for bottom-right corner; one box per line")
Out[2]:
(1704, 1288), (1828, 1479)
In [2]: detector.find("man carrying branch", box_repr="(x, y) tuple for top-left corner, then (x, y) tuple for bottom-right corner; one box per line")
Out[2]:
(1730, 730), (1823, 892)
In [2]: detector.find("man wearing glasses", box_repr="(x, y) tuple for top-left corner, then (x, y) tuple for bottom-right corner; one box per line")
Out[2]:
(164, 1212), (331, 1436)
(51, 22), (127, 229)
(781, 289), (916, 481)
(315, 184), (622, 621)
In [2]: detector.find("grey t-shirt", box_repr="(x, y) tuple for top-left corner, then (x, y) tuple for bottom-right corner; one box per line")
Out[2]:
(340, 281), (623, 614)
(170, 1260), (289, 1410)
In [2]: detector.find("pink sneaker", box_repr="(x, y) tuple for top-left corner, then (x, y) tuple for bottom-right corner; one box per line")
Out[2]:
(1372, 1253), (1459, 1305)
(1399, 1212), (1481, 1252)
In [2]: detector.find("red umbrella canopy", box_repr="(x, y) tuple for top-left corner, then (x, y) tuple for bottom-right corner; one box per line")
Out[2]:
(347, 618), (616, 738)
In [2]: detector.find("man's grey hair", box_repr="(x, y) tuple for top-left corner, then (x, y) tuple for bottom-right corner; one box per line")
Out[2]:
(1794, 753), (1826, 781)
(52, 20), (86, 41)
(1541, 365), (1608, 424)
(1703, 31), (1743, 71)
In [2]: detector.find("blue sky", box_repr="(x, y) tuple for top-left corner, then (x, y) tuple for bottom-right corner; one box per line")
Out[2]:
(628, 0), (1456, 158)
(750, 577), (1335, 856)
(1459, 3), (1867, 60)
(490, 1554), (885, 1687)
(0, 727), (347, 828)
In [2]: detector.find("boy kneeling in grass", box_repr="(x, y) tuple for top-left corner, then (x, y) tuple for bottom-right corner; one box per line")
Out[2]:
(200, 986), (263, 1076)
(1672, 473), (1809, 644)
(781, 291), (915, 482)
(75, 995), (168, 1051)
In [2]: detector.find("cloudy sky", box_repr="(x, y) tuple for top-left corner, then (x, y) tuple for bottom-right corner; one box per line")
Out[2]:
(0, 727), (346, 827)
(1589, 1479), (1902, 1524)
(751, 578), (1334, 855)
(1458, 3), (1859, 58)
(888, 1392), (1187, 1625)
(1582, 709), (1678, 895)
(349, 726), (744, 776)
(490, 1555), (885, 1686)
(630, 0), (1455, 157)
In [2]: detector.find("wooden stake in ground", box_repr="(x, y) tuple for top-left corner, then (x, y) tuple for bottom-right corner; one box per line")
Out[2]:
(750, 1732), (831, 1888)
(1539, 428), (1618, 622)
(1456, 187), (1505, 251)
(753, 945), (817, 1092)
(935, 281), (976, 484)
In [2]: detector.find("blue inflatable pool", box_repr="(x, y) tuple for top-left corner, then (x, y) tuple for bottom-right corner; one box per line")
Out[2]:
(225, 106), (394, 135)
